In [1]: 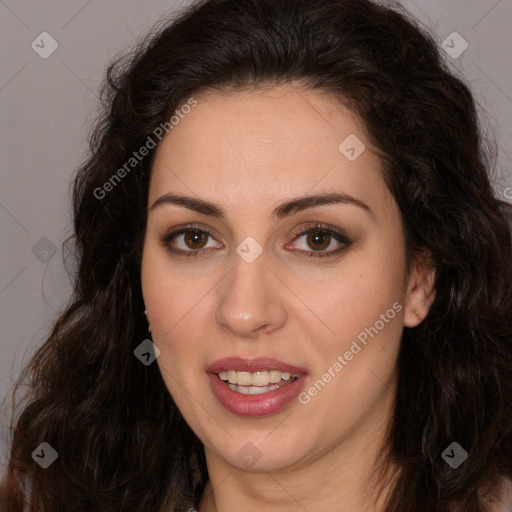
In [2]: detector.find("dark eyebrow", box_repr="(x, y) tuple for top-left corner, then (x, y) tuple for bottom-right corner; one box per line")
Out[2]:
(149, 192), (373, 219)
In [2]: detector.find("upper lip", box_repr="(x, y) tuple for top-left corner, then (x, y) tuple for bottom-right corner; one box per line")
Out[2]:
(207, 357), (308, 375)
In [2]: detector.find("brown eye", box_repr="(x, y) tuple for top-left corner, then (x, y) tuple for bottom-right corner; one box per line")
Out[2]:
(306, 230), (331, 251)
(161, 226), (223, 258)
(290, 224), (352, 258)
(184, 230), (208, 249)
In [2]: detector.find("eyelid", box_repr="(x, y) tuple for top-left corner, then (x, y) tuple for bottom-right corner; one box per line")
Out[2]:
(160, 223), (223, 253)
(286, 223), (352, 258)
(290, 223), (349, 241)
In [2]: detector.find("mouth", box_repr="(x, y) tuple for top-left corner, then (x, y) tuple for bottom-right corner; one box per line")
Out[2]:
(207, 357), (308, 416)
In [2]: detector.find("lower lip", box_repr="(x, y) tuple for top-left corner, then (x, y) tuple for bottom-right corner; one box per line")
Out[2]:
(208, 373), (307, 417)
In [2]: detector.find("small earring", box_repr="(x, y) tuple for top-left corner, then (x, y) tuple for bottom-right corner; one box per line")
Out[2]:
(144, 310), (152, 333)
(413, 309), (422, 320)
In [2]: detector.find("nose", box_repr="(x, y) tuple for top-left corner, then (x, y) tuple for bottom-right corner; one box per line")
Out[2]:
(215, 249), (287, 338)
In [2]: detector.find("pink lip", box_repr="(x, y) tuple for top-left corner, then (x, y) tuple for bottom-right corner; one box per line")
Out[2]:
(207, 357), (309, 417)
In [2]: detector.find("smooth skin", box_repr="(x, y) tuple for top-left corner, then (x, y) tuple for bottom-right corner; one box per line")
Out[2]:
(140, 83), (436, 512)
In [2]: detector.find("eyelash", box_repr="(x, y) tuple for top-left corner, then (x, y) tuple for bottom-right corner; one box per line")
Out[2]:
(160, 223), (352, 260)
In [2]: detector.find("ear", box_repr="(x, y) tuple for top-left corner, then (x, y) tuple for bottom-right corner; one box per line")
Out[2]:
(403, 252), (436, 328)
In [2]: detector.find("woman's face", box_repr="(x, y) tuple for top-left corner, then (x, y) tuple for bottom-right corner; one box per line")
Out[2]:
(141, 83), (432, 474)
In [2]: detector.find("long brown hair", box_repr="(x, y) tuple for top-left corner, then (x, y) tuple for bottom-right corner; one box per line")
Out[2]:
(2, 0), (511, 510)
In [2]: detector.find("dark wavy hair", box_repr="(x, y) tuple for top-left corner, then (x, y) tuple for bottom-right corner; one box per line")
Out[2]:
(2, 0), (511, 510)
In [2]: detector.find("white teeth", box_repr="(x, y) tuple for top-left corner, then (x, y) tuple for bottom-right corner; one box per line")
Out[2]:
(268, 370), (282, 383)
(218, 370), (299, 387)
(227, 383), (281, 394)
(252, 371), (269, 386)
(236, 371), (252, 386)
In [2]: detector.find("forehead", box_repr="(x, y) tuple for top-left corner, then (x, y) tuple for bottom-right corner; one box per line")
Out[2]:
(149, 83), (388, 214)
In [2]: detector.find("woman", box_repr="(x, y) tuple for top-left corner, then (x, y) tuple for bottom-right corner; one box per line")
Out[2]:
(1, 0), (511, 510)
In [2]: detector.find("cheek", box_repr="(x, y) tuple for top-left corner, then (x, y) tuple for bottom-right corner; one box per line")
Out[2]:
(141, 250), (207, 414)
(304, 241), (406, 342)
(140, 241), (215, 396)
(294, 248), (405, 434)
(295, 241), (407, 406)
(141, 239), (209, 337)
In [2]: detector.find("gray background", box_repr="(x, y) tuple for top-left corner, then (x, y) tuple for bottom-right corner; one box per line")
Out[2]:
(1, 0), (511, 463)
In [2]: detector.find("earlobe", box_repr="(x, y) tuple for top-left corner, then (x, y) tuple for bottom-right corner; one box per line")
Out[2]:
(403, 254), (436, 328)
